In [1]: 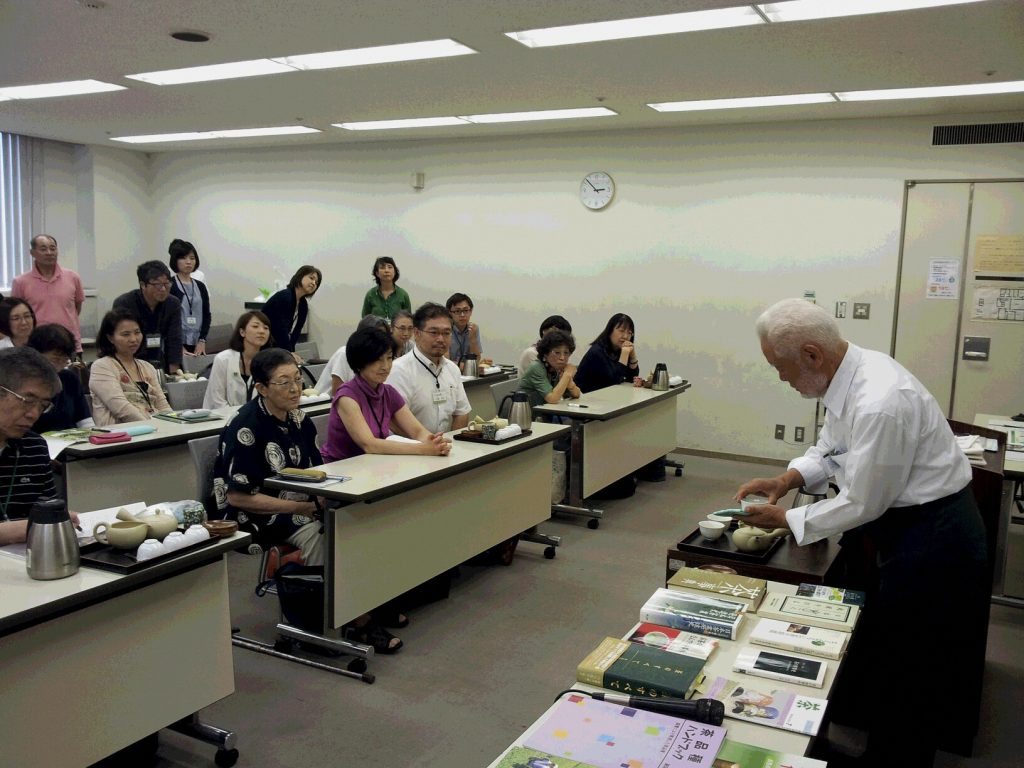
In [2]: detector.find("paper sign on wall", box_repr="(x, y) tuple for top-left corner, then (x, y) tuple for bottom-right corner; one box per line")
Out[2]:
(926, 258), (960, 299)
(972, 287), (1024, 322)
(975, 235), (1024, 275)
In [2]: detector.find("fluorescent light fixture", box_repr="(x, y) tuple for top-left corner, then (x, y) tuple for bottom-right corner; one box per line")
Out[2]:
(757, 0), (989, 23)
(111, 126), (321, 144)
(506, 6), (762, 47)
(837, 80), (1024, 101)
(126, 59), (295, 86)
(0, 79), (125, 100)
(649, 92), (836, 112)
(462, 107), (616, 123)
(336, 116), (468, 131)
(274, 39), (476, 71)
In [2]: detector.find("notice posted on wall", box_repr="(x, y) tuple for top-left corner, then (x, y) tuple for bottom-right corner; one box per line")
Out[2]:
(975, 235), (1024, 276)
(927, 258), (960, 299)
(972, 287), (1024, 322)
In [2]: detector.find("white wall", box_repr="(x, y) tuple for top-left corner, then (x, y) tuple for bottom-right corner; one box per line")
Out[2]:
(42, 110), (1024, 460)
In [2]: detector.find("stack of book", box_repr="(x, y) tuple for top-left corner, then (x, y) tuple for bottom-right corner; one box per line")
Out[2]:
(577, 636), (707, 700)
(667, 566), (768, 612)
(641, 587), (746, 640)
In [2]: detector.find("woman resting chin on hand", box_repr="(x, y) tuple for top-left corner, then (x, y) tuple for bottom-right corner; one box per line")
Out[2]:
(519, 330), (581, 409)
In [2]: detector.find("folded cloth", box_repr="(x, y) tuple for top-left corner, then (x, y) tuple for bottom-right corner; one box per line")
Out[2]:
(955, 434), (985, 456)
(668, 375), (684, 386)
(481, 365), (502, 375)
(494, 424), (523, 441)
(385, 434), (421, 445)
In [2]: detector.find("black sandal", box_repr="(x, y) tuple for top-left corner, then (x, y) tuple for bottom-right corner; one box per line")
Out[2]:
(350, 622), (403, 654)
(372, 607), (409, 629)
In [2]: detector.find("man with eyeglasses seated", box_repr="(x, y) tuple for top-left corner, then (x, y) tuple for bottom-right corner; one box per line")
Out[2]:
(386, 303), (471, 435)
(0, 347), (70, 544)
(445, 292), (483, 371)
(112, 260), (183, 374)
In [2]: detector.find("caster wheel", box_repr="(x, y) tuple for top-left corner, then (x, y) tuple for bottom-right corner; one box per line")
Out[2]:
(347, 657), (368, 674)
(587, 518), (600, 530)
(675, 468), (683, 477)
(544, 546), (556, 559)
(215, 748), (240, 767)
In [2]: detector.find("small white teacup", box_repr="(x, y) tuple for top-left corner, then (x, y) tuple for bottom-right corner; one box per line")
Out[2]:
(698, 520), (726, 541)
(740, 495), (770, 513)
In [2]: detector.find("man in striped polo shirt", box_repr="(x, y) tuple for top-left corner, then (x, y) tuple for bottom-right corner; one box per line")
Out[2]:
(0, 347), (61, 544)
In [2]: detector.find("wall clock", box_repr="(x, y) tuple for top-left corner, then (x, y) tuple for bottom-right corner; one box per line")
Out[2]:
(580, 171), (615, 210)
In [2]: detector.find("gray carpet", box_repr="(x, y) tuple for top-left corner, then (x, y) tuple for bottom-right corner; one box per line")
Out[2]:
(151, 455), (1024, 768)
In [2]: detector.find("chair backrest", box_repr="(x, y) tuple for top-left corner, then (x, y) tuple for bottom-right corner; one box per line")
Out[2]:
(490, 377), (520, 418)
(303, 362), (326, 384)
(182, 354), (215, 375)
(295, 340), (320, 361)
(203, 324), (234, 354)
(166, 379), (209, 409)
(310, 413), (329, 450)
(188, 435), (221, 514)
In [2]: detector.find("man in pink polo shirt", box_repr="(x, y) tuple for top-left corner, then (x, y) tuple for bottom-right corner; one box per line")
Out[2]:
(11, 234), (85, 355)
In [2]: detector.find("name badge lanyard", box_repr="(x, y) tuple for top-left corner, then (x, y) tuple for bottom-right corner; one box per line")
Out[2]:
(0, 448), (20, 522)
(368, 396), (387, 438)
(454, 328), (469, 362)
(175, 276), (197, 318)
(415, 355), (443, 391)
(113, 357), (154, 410)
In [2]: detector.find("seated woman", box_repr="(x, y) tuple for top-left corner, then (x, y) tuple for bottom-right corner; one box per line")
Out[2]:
(575, 313), (641, 393)
(391, 309), (415, 357)
(315, 315), (389, 396)
(211, 347), (402, 653)
(89, 309), (171, 426)
(27, 324), (94, 432)
(518, 329), (581, 410)
(518, 314), (572, 377)
(321, 326), (451, 463)
(203, 310), (272, 410)
(0, 298), (36, 349)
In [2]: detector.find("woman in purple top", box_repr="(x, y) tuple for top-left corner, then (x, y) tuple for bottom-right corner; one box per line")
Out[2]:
(321, 327), (452, 462)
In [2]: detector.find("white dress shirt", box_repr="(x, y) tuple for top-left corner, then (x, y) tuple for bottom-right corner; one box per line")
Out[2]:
(517, 345), (538, 378)
(316, 345), (354, 394)
(387, 346), (470, 433)
(786, 343), (971, 545)
(203, 349), (255, 410)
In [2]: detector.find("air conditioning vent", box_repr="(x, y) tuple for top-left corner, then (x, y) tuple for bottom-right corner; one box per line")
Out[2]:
(932, 122), (1024, 145)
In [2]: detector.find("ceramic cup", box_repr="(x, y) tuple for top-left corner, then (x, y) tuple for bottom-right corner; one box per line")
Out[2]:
(740, 494), (770, 512)
(93, 521), (149, 550)
(162, 531), (187, 553)
(698, 520), (726, 541)
(136, 538), (165, 562)
(708, 509), (739, 524)
(182, 525), (210, 545)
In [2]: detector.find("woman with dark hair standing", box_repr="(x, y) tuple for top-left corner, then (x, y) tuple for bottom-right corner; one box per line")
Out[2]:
(27, 323), (94, 432)
(89, 309), (171, 426)
(0, 298), (36, 349)
(574, 313), (641, 394)
(361, 256), (411, 322)
(262, 265), (322, 355)
(203, 311), (273, 409)
(168, 239), (212, 357)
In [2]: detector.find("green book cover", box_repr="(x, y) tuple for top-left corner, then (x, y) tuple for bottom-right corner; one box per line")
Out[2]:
(714, 738), (827, 768)
(577, 637), (706, 700)
(495, 746), (598, 768)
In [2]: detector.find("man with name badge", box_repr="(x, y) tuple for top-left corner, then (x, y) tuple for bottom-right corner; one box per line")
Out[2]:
(113, 260), (183, 374)
(734, 298), (987, 768)
(11, 234), (85, 356)
(387, 302), (471, 435)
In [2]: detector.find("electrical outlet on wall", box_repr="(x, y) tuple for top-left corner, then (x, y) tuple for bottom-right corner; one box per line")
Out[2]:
(853, 302), (870, 319)
(775, 424), (785, 440)
(835, 300), (847, 319)
(794, 426), (805, 442)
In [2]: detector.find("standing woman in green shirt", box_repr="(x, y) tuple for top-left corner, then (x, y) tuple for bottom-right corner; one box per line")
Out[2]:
(361, 257), (411, 322)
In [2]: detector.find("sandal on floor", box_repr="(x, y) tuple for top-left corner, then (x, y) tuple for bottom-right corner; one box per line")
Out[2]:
(372, 607), (409, 628)
(350, 622), (403, 654)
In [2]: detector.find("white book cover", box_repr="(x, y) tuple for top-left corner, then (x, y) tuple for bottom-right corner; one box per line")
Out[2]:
(757, 592), (859, 632)
(749, 617), (848, 660)
(733, 646), (827, 688)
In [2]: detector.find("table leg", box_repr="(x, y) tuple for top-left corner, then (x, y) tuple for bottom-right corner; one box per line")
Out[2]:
(551, 419), (603, 527)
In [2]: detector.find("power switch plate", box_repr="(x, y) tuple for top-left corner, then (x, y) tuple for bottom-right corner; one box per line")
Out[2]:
(853, 302), (870, 319)
(775, 424), (785, 440)
(794, 426), (805, 442)
(835, 301), (847, 319)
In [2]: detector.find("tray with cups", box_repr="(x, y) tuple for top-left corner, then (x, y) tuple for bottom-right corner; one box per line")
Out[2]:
(677, 526), (786, 564)
(81, 518), (220, 574)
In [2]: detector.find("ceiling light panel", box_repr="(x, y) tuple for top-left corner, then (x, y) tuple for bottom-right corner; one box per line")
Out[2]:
(462, 107), (617, 123)
(111, 126), (321, 143)
(757, 0), (989, 23)
(0, 80), (125, 100)
(335, 117), (468, 131)
(126, 59), (295, 85)
(649, 93), (836, 111)
(274, 39), (476, 70)
(505, 6), (763, 47)
(837, 80), (1024, 101)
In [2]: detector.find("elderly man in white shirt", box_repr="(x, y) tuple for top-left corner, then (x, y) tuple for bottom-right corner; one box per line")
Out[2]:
(734, 298), (987, 768)
(386, 302), (471, 434)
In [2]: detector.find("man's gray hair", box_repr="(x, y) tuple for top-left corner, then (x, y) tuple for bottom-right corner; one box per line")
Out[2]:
(755, 298), (843, 360)
(0, 347), (61, 396)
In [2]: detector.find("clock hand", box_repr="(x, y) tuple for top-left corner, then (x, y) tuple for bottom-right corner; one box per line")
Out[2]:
(586, 179), (599, 191)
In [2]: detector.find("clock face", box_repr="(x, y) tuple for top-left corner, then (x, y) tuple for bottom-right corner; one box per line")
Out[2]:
(580, 171), (614, 210)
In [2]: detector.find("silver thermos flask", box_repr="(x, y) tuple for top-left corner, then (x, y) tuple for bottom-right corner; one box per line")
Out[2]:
(652, 363), (670, 391)
(25, 497), (80, 580)
(463, 353), (478, 377)
(504, 390), (534, 431)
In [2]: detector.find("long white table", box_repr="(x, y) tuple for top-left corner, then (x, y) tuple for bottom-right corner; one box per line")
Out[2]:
(0, 532), (248, 767)
(265, 422), (568, 632)
(486, 582), (840, 767)
(61, 399), (332, 510)
(535, 382), (692, 525)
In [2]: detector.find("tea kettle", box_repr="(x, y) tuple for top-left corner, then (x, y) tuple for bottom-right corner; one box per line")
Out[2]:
(652, 363), (669, 391)
(25, 497), (80, 580)
(462, 353), (478, 377)
(499, 390), (533, 430)
(791, 483), (840, 509)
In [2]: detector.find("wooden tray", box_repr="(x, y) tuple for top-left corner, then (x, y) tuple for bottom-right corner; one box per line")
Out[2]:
(453, 428), (532, 445)
(79, 536), (221, 574)
(676, 527), (786, 564)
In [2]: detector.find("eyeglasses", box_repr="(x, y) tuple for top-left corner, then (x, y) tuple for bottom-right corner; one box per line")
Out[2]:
(268, 378), (304, 390)
(0, 385), (54, 415)
(8, 313), (34, 324)
(393, 325), (414, 333)
(146, 280), (172, 290)
(450, 308), (472, 315)
(421, 328), (453, 338)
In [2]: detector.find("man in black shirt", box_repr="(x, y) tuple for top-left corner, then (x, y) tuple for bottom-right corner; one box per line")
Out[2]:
(0, 347), (61, 541)
(112, 260), (183, 374)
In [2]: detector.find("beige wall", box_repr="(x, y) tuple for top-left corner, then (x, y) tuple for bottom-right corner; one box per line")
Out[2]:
(41, 110), (1024, 459)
